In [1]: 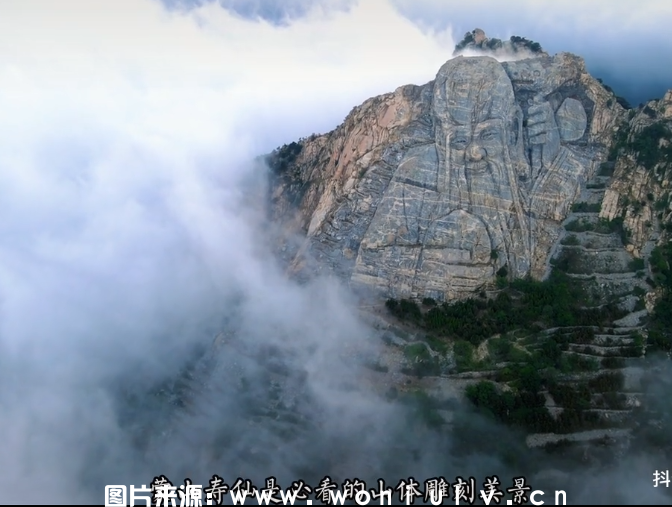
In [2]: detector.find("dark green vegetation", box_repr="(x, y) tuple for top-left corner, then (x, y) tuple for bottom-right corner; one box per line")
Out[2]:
(561, 234), (580, 246)
(563, 216), (629, 244)
(384, 262), (643, 435)
(454, 32), (543, 54)
(267, 141), (303, 173)
(655, 192), (670, 211)
(391, 300), (638, 436)
(648, 241), (672, 353)
(401, 342), (441, 378)
(609, 118), (672, 173)
(509, 35), (543, 53)
(603, 110), (672, 355)
(464, 372), (625, 434)
(630, 123), (672, 169)
(571, 202), (601, 213)
(461, 330), (633, 435)
(387, 271), (627, 348)
(564, 216), (624, 234)
(607, 122), (630, 162)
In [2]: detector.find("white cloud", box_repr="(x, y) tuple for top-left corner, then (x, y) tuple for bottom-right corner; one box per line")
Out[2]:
(0, 0), (457, 501)
(0, 0), (455, 144)
(3, 1), (668, 501)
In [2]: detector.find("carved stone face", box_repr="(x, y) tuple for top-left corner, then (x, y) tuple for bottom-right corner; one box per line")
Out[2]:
(446, 117), (511, 208)
(430, 56), (532, 279)
(432, 57), (522, 210)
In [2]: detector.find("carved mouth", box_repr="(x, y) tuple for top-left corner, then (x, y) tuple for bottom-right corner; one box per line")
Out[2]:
(511, 79), (535, 84)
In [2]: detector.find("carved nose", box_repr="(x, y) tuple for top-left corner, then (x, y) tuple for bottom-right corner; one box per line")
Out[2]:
(467, 144), (485, 161)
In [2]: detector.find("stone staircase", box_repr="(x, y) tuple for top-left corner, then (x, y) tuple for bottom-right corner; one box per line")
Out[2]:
(358, 162), (658, 459)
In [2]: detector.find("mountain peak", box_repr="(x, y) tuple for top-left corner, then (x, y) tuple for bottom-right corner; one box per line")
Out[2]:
(453, 28), (548, 58)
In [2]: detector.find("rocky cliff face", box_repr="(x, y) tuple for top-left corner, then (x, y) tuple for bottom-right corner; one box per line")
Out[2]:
(600, 91), (672, 255)
(135, 36), (672, 477)
(269, 38), (624, 302)
(365, 93), (672, 454)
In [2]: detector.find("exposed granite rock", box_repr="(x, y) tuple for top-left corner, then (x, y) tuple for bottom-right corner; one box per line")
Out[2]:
(269, 51), (624, 301)
(662, 90), (672, 120)
(599, 93), (672, 255)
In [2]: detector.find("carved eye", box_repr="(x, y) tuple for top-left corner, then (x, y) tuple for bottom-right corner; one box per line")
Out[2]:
(451, 138), (468, 149)
(481, 129), (498, 141)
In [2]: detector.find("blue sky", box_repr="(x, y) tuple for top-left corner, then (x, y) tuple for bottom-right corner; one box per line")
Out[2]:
(392, 0), (672, 106)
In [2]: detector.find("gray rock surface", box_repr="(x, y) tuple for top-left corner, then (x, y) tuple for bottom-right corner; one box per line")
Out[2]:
(269, 51), (623, 301)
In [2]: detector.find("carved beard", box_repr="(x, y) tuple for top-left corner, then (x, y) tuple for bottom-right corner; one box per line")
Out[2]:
(465, 157), (506, 210)
(452, 140), (530, 277)
(495, 142), (532, 277)
(465, 156), (509, 258)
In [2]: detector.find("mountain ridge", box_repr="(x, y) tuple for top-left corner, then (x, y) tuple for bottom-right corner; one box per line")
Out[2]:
(267, 43), (628, 302)
(125, 32), (672, 484)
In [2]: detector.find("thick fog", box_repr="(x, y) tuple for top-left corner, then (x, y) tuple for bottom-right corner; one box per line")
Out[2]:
(0, 0), (670, 504)
(0, 0), (453, 503)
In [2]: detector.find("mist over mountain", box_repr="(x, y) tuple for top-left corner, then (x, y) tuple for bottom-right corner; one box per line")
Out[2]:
(0, 1), (671, 505)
